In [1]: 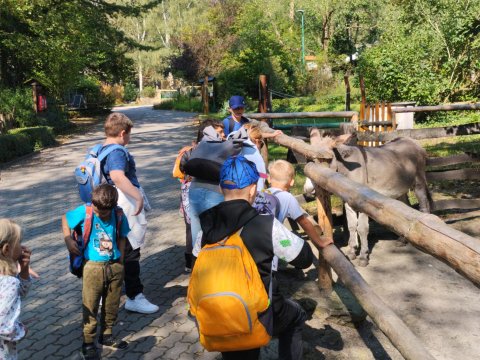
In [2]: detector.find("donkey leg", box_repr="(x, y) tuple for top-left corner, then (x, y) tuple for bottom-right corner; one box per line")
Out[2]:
(344, 203), (358, 260)
(357, 212), (370, 267)
(395, 194), (409, 246)
(414, 174), (433, 213)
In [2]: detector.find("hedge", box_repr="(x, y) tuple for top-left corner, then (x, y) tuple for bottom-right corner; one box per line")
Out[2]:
(0, 126), (56, 163)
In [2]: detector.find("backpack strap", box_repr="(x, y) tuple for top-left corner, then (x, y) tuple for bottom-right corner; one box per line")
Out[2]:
(83, 205), (94, 248)
(229, 116), (235, 135)
(114, 207), (124, 239)
(97, 144), (128, 162)
(97, 144), (130, 179)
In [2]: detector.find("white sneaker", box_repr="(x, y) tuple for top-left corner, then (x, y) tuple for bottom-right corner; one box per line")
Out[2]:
(125, 293), (159, 314)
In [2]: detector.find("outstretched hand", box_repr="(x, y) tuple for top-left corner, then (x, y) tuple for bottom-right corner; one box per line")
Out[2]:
(262, 130), (283, 139)
(18, 246), (32, 280)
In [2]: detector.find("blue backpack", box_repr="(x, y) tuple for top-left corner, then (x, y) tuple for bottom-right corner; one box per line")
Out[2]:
(74, 144), (128, 203)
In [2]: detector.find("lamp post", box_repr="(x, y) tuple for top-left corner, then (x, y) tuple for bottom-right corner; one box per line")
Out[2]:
(297, 9), (305, 68)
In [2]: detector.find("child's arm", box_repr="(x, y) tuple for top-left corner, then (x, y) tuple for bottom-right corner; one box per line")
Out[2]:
(118, 236), (126, 264)
(61, 215), (81, 255)
(110, 170), (144, 215)
(296, 214), (334, 249)
(18, 246), (31, 280)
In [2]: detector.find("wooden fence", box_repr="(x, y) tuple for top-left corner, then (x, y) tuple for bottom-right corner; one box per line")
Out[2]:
(253, 119), (438, 360)
(246, 106), (480, 359)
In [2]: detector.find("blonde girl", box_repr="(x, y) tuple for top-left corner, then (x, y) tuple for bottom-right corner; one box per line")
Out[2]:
(0, 219), (32, 360)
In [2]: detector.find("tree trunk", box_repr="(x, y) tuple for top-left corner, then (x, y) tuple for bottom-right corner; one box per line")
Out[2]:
(138, 62), (143, 93)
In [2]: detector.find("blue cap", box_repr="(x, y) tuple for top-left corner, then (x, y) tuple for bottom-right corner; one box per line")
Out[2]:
(220, 155), (259, 189)
(229, 95), (246, 110)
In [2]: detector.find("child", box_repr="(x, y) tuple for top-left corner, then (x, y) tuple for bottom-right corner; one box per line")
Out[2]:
(267, 160), (333, 249)
(100, 112), (158, 314)
(62, 184), (129, 360)
(222, 95), (250, 137)
(195, 156), (318, 359)
(174, 119), (225, 272)
(0, 219), (32, 360)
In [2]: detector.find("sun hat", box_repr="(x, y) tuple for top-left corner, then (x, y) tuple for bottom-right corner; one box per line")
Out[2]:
(220, 155), (259, 189)
(228, 95), (247, 110)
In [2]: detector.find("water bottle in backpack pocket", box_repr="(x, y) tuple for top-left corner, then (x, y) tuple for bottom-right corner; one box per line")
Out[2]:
(74, 144), (128, 203)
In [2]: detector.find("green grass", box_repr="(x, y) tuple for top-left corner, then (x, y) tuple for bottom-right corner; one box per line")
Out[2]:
(415, 111), (480, 128)
(421, 134), (480, 157)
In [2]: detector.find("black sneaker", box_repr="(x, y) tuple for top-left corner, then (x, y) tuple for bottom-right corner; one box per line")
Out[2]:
(81, 343), (99, 360)
(98, 335), (128, 350)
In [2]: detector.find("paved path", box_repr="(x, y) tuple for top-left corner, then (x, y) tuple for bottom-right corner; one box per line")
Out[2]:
(0, 106), (216, 359)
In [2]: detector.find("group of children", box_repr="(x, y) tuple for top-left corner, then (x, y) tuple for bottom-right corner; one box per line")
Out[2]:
(176, 96), (333, 359)
(1, 113), (159, 360)
(0, 96), (333, 360)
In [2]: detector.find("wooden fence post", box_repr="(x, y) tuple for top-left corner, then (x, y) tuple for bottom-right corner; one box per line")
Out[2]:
(258, 75), (270, 166)
(314, 172), (333, 292)
(309, 127), (333, 291)
(203, 75), (209, 115)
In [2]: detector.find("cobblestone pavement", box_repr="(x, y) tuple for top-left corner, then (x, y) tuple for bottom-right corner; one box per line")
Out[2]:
(0, 106), (221, 360)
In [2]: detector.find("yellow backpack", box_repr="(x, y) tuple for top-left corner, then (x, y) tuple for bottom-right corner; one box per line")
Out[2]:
(187, 229), (272, 352)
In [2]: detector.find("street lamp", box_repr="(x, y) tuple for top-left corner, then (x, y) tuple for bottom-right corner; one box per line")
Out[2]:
(296, 9), (305, 68)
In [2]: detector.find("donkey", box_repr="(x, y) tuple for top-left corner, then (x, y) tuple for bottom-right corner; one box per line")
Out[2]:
(305, 130), (433, 266)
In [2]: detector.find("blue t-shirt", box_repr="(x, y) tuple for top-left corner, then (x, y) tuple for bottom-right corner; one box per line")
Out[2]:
(66, 205), (130, 261)
(222, 116), (250, 137)
(101, 145), (140, 188)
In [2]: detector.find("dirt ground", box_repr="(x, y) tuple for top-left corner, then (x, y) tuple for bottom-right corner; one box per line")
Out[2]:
(268, 208), (480, 360)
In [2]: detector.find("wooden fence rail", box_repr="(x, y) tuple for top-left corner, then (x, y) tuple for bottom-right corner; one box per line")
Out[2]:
(392, 102), (480, 113)
(304, 163), (480, 287)
(245, 111), (358, 120)
(355, 122), (480, 142)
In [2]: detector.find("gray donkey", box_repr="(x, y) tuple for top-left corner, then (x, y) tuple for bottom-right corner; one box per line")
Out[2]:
(305, 130), (433, 266)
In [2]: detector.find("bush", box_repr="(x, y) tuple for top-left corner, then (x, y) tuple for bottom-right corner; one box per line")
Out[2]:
(0, 133), (32, 162)
(0, 87), (35, 128)
(36, 102), (72, 134)
(141, 86), (156, 98)
(0, 126), (56, 163)
(75, 76), (115, 110)
(9, 126), (56, 150)
(124, 83), (138, 102)
(153, 95), (203, 112)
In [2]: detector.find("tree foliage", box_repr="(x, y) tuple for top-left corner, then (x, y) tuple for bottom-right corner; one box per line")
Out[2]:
(0, 0), (151, 97)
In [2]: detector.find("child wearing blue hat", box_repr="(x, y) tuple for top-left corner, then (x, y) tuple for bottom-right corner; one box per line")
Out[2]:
(222, 95), (250, 137)
(194, 155), (333, 360)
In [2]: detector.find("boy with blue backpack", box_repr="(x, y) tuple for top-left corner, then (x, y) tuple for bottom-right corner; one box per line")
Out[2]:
(62, 184), (130, 360)
(75, 112), (158, 314)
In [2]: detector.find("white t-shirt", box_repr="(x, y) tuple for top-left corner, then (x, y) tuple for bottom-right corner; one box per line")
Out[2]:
(268, 187), (306, 223)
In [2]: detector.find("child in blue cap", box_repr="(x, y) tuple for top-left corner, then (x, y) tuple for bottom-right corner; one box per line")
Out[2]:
(194, 155), (332, 360)
(222, 95), (250, 137)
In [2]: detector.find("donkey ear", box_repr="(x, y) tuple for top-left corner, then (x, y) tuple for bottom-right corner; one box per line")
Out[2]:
(335, 134), (353, 146)
(337, 145), (354, 159)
